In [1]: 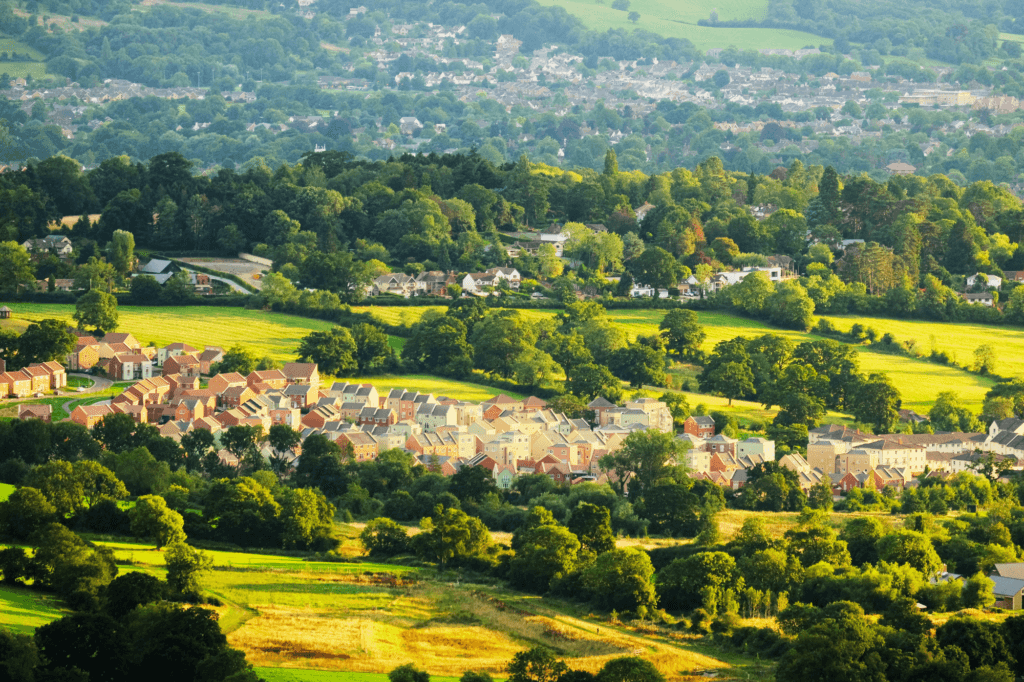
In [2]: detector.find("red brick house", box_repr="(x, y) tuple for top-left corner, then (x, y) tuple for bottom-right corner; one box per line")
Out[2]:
(683, 415), (716, 439)
(163, 353), (201, 378)
(283, 362), (320, 386)
(247, 369), (287, 391)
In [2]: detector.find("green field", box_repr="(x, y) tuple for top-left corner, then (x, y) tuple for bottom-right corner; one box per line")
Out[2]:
(0, 584), (67, 634)
(4, 302), (1002, 412)
(0, 482), (13, 501)
(0, 36), (48, 80)
(257, 672), (462, 682)
(0, 37), (46, 61)
(358, 306), (996, 413)
(533, 0), (828, 51)
(332, 373), (525, 401)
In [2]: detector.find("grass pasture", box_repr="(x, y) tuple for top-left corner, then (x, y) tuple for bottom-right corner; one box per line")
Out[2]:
(359, 305), (996, 413)
(0, 482), (13, 501)
(533, 0), (827, 51)
(140, 0), (276, 20)
(0, 584), (67, 634)
(89, 539), (744, 679)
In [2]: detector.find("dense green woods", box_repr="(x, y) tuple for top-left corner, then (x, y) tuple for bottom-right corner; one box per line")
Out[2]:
(5, 149), (1024, 330)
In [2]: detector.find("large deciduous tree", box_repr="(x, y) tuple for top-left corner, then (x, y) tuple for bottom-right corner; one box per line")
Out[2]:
(74, 289), (119, 335)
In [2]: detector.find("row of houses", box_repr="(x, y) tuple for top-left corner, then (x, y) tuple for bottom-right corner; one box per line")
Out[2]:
(0, 361), (67, 397)
(370, 267), (521, 297)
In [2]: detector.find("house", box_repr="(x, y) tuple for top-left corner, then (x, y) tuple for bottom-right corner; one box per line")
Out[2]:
(372, 273), (417, 297)
(68, 341), (99, 371)
(19, 365), (51, 394)
(70, 404), (115, 428)
(962, 292), (995, 307)
(991, 575), (1024, 610)
(283, 363), (319, 386)
(138, 259), (177, 283)
(36, 361), (66, 390)
(398, 117), (423, 135)
(0, 306), (10, 319)
(885, 162), (916, 176)
(101, 333), (142, 352)
(966, 273), (1003, 289)
(415, 271), (457, 296)
(163, 353), (201, 378)
(157, 342), (198, 364)
(684, 415), (716, 439)
(0, 371), (31, 397)
(110, 353), (154, 381)
(284, 383), (318, 410)
(634, 202), (656, 222)
(208, 372), (247, 394)
(247, 369), (287, 391)
(22, 235), (73, 257)
(18, 404), (52, 422)
(197, 347), (224, 374)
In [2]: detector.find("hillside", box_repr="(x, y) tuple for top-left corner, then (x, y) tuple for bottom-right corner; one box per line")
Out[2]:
(533, 0), (827, 51)
(83, 539), (756, 679)
(354, 305), (999, 413)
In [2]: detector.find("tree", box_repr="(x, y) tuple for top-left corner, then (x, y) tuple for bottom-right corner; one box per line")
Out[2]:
(627, 11), (640, 23)
(180, 429), (215, 473)
(626, 246), (679, 290)
(390, 664), (430, 682)
(360, 518), (411, 557)
(876, 529), (941, 575)
(351, 323), (395, 374)
(34, 613), (128, 681)
(130, 495), (185, 549)
(268, 424), (301, 474)
(0, 241), (34, 295)
(297, 327), (356, 376)
(929, 391), (983, 433)
(599, 430), (682, 501)
(0, 486), (55, 541)
(850, 373), (901, 433)
(74, 289), (119, 334)
(130, 274), (163, 303)
(659, 309), (705, 361)
(414, 505), (491, 570)
(26, 460), (128, 518)
(657, 551), (736, 612)
(471, 310), (536, 379)
(102, 572), (166, 619)
(15, 318), (76, 367)
(568, 502), (615, 554)
(611, 342), (666, 388)
(508, 523), (581, 592)
(973, 344), (997, 375)
(449, 465), (496, 502)
(936, 617), (1012, 670)
(775, 602), (887, 682)
(163, 541), (213, 596)
(703, 360), (754, 406)
(596, 657), (665, 682)
(840, 517), (887, 566)
(403, 316), (474, 378)
(581, 548), (658, 615)
(280, 487), (335, 550)
(213, 345), (259, 375)
(808, 479), (833, 511)
(221, 425), (266, 474)
(106, 229), (135, 276)
(507, 647), (569, 682)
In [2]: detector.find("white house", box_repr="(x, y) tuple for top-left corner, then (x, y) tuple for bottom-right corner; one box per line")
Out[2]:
(966, 273), (1003, 289)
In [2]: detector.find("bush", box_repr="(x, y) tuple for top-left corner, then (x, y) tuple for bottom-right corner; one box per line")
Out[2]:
(690, 608), (713, 634)
(710, 612), (741, 636)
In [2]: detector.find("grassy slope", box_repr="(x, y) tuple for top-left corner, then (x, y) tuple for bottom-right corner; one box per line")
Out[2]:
(6, 304), (514, 402)
(6, 302), (1000, 411)
(533, 0), (828, 51)
(0, 584), (67, 635)
(94, 539), (750, 679)
(357, 306), (997, 413)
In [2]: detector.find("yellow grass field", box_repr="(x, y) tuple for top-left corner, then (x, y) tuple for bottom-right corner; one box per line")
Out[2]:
(92, 540), (748, 680)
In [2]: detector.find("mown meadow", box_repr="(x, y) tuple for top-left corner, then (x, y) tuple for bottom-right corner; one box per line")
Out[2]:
(3, 302), (1006, 412)
(78, 537), (749, 679)
(532, 0), (828, 51)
